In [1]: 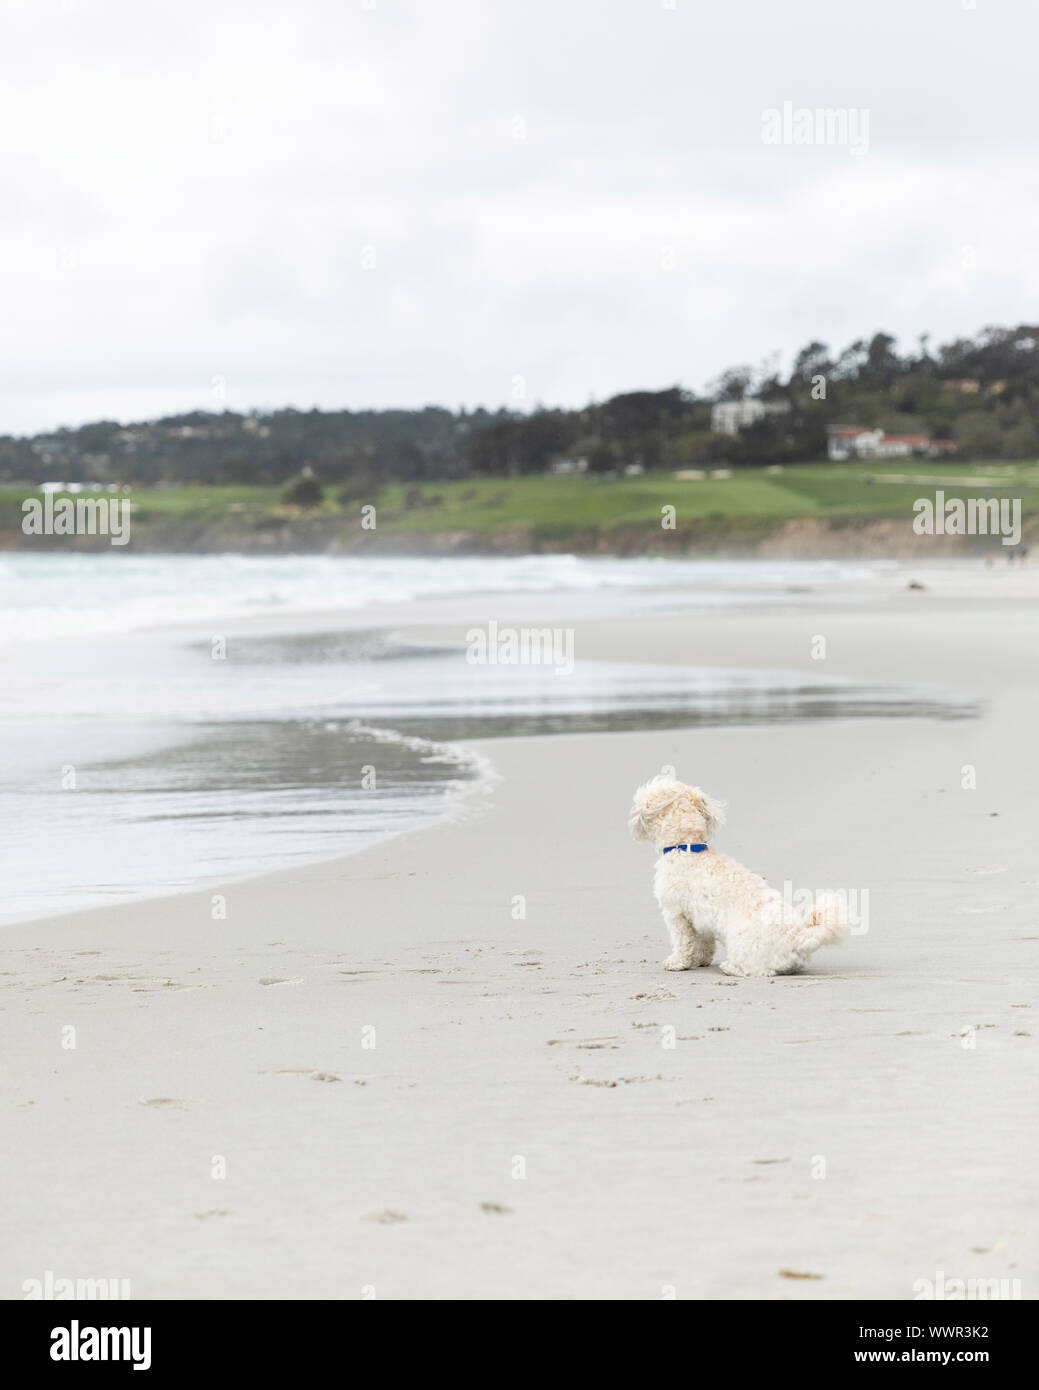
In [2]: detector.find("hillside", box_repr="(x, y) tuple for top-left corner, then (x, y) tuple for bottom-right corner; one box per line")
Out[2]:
(3, 325), (1039, 493)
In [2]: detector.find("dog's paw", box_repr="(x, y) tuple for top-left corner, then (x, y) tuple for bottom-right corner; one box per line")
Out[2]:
(663, 953), (693, 972)
(720, 959), (775, 978)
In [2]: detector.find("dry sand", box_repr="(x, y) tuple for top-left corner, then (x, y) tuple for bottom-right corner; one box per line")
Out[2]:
(2, 571), (1037, 1300)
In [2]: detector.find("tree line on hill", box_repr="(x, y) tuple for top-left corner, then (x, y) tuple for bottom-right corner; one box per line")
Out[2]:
(3, 323), (1039, 489)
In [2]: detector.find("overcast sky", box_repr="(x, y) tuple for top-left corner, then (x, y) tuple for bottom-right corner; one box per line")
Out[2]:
(2, 0), (1037, 435)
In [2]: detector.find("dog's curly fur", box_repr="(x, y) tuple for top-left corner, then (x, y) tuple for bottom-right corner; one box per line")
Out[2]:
(629, 774), (848, 977)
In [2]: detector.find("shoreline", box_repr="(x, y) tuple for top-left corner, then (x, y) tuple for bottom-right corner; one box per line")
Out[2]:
(2, 512), (1035, 559)
(3, 577), (1036, 1299)
(0, 562), (1009, 933)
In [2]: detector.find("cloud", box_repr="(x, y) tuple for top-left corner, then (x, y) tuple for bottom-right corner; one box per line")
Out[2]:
(0, 0), (1035, 432)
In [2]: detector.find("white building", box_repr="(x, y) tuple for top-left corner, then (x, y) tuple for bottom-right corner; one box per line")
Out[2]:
(710, 398), (791, 437)
(827, 426), (934, 461)
(827, 426), (883, 460)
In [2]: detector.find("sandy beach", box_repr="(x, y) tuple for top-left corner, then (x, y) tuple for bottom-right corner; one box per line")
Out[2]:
(3, 570), (1037, 1301)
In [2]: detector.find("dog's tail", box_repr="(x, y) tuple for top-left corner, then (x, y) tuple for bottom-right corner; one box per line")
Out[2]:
(793, 893), (850, 953)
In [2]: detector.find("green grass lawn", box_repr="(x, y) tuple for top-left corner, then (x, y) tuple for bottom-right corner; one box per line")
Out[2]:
(333, 461), (1039, 534)
(3, 460), (1038, 542)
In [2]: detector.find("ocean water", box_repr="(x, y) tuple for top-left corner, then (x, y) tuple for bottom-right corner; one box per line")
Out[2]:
(0, 553), (977, 924)
(0, 551), (901, 643)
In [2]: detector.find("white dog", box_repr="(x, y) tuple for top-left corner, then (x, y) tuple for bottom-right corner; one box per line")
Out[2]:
(628, 775), (848, 977)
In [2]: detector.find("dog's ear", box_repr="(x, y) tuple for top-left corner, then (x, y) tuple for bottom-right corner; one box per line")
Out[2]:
(689, 787), (726, 840)
(628, 775), (683, 840)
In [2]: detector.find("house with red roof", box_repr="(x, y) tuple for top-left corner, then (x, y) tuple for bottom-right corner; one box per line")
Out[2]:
(827, 426), (956, 461)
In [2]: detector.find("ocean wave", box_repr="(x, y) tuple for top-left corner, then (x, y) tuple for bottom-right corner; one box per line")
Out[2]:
(0, 552), (900, 644)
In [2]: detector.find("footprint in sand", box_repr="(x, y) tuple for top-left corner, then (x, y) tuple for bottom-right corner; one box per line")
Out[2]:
(571, 1073), (667, 1087)
(269, 1069), (345, 1082)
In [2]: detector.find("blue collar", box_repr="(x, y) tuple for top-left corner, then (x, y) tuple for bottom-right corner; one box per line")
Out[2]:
(662, 843), (708, 855)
